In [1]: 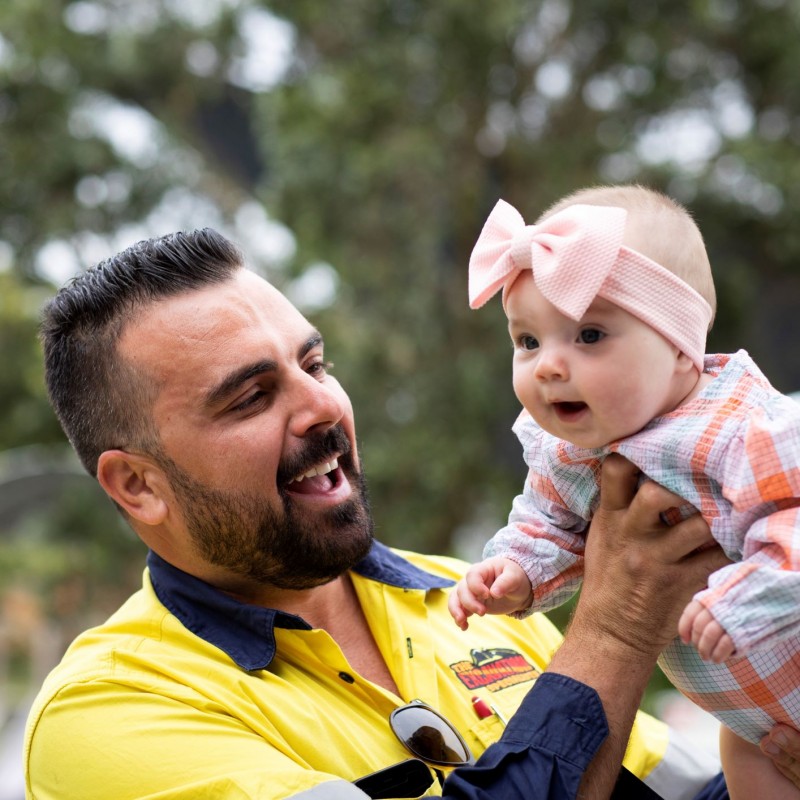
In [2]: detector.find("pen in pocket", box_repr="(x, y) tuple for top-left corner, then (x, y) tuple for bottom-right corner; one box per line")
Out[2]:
(471, 695), (507, 727)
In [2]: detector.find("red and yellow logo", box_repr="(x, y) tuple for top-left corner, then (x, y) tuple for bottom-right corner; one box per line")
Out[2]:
(450, 648), (539, 692)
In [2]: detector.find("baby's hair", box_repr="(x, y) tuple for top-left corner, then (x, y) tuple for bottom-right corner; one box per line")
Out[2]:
(539, 184), (716, 325)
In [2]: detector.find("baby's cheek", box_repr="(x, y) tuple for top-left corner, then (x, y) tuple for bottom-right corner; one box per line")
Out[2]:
(512, 370), (539, 412)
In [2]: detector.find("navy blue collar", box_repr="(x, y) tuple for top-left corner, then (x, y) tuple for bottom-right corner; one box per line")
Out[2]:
(147, 541), (453, 671)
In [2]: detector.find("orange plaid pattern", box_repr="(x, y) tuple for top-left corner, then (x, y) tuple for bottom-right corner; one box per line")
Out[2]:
(485, 350), (800, 742)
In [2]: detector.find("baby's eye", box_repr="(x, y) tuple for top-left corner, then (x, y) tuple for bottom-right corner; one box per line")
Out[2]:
(579, 329), (604, 344)
(518, 334), (539, 351)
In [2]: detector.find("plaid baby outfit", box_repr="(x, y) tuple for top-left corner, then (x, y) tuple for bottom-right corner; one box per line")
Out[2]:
(487, 349), (800, 743)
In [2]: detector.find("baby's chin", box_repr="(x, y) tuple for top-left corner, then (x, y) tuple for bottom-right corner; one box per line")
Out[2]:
(564, 435), (613, 451)
(537, 420), (636, 451)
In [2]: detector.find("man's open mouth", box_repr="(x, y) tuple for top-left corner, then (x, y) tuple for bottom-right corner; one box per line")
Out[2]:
(285, 457), (342, 494)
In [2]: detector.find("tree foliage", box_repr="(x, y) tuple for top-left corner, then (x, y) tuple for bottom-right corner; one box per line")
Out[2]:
(2, 0), (800, 586)
(260, 0), (800, 553)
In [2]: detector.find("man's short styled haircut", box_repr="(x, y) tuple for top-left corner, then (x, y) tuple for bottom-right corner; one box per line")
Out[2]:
(41, 228), (243, 476)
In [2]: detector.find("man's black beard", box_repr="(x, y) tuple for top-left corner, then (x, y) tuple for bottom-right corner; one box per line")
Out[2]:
(155, 425), (374, 590)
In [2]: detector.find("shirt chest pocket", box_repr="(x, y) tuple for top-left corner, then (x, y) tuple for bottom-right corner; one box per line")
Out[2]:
(464, 678), (536, 751)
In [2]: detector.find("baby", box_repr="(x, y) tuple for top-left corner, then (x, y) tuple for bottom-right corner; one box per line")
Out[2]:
(449, 184), (800, 799)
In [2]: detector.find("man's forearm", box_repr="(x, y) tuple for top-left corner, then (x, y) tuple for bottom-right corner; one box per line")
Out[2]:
(548, 618), (657, 799)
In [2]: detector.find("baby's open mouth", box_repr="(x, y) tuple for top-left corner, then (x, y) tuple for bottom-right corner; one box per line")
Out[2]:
(553, 401), (588, 420)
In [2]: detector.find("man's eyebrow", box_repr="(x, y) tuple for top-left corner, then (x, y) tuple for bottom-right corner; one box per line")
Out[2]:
(302, 331), (324, 358)
(204, 359), (278, 408)
(203, 331), (324, 408)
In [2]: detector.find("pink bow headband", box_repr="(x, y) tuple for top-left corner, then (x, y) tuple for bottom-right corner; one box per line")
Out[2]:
(468, 199), (713, 371)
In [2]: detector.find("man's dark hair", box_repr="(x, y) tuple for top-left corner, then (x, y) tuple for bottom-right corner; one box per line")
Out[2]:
(41, 228), (243, 476)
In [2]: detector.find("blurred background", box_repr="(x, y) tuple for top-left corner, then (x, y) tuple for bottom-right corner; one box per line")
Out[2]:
(2, 0), (800, 794)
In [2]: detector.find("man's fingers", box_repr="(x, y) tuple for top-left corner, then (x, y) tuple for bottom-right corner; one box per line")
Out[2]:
(631, 479), (688, 519)
(682, 538), (730, 577)
(597, 454), (641, 511)
(599, 459), (694, 534)
(761, 725), (800, 785)
(641, 510), (724, 566)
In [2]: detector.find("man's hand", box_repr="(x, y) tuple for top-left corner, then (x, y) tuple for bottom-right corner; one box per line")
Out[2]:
(678, 599), (736, 662)
(762, 725), (800, 788)
(549, 455), (730, 800)
(573, 454), (731, 662)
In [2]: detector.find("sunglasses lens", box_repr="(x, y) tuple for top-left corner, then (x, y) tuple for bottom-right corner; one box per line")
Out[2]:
(391, 705), (471, 765)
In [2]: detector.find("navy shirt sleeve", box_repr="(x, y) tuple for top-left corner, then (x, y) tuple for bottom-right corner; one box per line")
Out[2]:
(439, 673), (727, 800)
(690, 772), (728, 800)
(441, 673), (607, 799)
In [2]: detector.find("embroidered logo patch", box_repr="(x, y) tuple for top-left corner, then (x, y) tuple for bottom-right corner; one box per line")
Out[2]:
(450, 648), (539, 692)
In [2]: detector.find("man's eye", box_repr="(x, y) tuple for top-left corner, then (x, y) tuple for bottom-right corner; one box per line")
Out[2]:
(579, 329), (604, 344)
(308, 360), (333, 377)
(518, 335), (539, 351)
(232, 390), (268, 412)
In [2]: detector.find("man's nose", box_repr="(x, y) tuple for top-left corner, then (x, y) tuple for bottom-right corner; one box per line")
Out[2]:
(288, 371), (347, 437)
(533, 344), (569, 382)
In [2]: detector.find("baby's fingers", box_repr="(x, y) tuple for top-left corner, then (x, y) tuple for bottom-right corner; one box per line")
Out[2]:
(688, 607), (733, 662)
(464, 568), (493, 600)
(489, 570), (532, 611)
(678, 600), (703, 644)
(707, 633), (735, 664)
(454, 582), (487, 618)
(695, 620), (723, 660)
(447, 590), (470, 630)
(686, 605), (714, 646)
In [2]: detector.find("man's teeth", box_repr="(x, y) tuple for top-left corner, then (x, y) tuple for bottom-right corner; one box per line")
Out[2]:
(289, 458), (339, 483)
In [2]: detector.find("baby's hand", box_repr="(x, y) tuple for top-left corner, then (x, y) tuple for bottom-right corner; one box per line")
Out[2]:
(448, 557), (532, 631)
(678, 599), (736, 663)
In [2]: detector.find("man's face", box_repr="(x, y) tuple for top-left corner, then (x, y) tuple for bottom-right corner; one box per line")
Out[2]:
(118, 269), (373, 591)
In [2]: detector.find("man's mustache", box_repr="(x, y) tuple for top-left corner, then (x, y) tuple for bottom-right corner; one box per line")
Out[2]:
(276, 424), (353, 486)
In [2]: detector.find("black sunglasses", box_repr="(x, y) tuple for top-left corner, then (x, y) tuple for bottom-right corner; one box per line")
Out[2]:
(389, 699), (474, 768)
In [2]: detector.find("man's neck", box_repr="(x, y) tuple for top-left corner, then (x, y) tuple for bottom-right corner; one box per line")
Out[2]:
(253, 573), (401, 696)
(270, 575), (357, 631)
(218, 572), (354, 629)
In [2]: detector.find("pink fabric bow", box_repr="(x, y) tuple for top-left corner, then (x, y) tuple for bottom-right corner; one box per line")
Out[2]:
(468, 200), (627, 317)
(467, 199), (714, 371)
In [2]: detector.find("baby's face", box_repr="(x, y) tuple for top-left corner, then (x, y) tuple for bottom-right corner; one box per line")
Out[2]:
(505, 272), (693, 449)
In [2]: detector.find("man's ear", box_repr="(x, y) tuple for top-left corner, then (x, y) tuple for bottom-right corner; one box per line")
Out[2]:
(97, 450), (169, 526)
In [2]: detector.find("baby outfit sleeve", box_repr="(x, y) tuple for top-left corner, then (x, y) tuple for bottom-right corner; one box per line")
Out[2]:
(692, 396), (800, 656)
(484, 413), (590, 616)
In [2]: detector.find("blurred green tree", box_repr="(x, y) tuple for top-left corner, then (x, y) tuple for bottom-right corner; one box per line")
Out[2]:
(0, 0), (799, 632)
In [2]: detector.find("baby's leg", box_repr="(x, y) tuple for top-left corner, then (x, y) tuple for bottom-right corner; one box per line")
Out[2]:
(720, 726), (800, 799)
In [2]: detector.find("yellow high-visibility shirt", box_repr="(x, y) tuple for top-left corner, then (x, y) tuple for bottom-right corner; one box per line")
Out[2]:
(25, 544), (716, 799)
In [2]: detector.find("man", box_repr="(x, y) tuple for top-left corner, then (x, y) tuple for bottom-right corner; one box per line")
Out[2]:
(24, 229), (800, 799)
